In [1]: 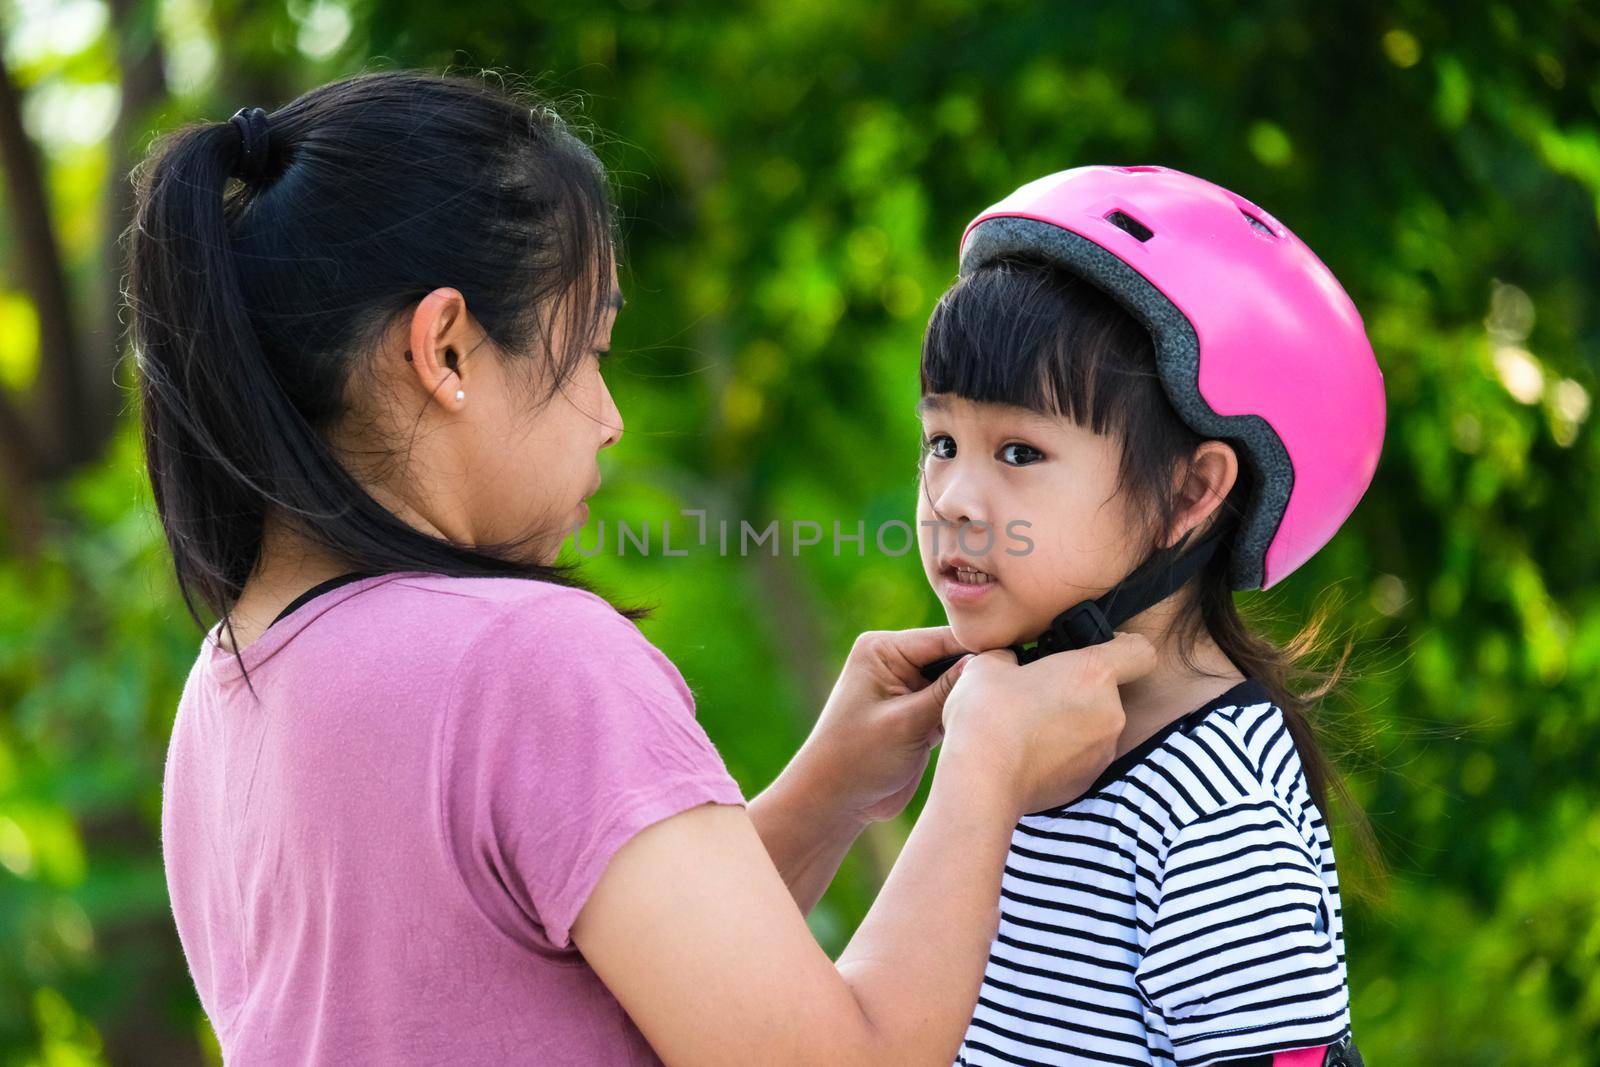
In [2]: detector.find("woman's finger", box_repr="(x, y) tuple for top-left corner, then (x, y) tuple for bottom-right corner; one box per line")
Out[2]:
(875, 625), (972, 685)
(1029, 631), (1157, 686)
(898, 653), (973, 736)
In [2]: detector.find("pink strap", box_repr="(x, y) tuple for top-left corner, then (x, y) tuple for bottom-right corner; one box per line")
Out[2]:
(1274, 1048), (1327, 1067)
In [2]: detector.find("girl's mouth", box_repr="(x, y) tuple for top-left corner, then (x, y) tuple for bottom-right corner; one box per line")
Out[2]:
(939, 558), (999, 605)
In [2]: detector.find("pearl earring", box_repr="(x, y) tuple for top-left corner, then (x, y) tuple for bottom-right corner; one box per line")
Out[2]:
(455, 389), (465, 401)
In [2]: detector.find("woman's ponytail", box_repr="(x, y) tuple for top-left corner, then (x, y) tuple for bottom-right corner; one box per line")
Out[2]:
(130, 115), (311, 642)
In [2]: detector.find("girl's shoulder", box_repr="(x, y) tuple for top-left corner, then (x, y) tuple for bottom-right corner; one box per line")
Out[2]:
(1168, 684), (1330, 857)
(1079, 676), (1321, 844)
(1192, 684), (1313, 809)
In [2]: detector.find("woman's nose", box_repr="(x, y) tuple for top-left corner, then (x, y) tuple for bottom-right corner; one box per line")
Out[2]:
(598, 385), (624, 450)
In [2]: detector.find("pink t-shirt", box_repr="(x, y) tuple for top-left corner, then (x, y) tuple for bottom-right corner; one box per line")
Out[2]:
(161, 571), (747, 1065)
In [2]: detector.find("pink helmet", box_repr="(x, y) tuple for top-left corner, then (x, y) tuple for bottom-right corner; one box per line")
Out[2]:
(958, 165), (1386, 591)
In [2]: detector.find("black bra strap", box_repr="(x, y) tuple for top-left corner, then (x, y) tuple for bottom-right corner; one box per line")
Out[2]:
(268, 571), (382, 630)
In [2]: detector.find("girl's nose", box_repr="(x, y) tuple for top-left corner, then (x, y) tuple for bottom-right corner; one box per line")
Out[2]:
(929, 467), (988, 529)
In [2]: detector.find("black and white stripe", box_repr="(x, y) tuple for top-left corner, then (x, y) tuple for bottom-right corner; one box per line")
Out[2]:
(954, 677), (1350, 1067)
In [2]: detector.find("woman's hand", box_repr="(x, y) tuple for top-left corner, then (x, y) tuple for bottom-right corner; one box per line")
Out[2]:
(939, 632), (1157, 816)
(800, 626), (972, 825)
(746, 627), (969, 914)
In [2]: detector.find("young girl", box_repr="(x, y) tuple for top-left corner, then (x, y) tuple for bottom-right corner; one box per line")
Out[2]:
(915, 166), (1381, 1066)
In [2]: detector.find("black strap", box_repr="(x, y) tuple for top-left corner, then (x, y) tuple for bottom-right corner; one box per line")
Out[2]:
(919, 523), (1227, 682)
(1022, 521), (1225, 661)
(268, 571), (382, 630)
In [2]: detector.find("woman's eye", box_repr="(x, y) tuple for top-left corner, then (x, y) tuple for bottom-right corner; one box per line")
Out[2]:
(1000, 442), (1044, 466)
(924, 434), (956, 460)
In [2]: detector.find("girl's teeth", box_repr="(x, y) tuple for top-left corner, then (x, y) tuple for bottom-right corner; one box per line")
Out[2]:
(955, 567), (993, 585)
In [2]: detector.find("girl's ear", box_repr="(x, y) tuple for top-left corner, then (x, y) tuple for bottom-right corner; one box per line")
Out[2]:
(1164, 440), (1239, 548)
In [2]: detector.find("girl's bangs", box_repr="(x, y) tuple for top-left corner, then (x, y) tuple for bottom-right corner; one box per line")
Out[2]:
(918, 257), (1155, 438)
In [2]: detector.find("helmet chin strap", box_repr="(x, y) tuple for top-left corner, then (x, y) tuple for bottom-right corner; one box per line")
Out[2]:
(919, 522), (1227, 682)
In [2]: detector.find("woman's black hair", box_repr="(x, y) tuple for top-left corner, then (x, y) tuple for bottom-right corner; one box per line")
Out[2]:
(124, 69), (637, 688)
(920, 256), (1383, 893)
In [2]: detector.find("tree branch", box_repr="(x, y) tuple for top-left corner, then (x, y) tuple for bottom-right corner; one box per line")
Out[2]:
(0, 30), (94, 476)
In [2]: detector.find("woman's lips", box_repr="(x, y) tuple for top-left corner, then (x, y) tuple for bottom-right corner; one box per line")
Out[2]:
(576, 479), (600, 525)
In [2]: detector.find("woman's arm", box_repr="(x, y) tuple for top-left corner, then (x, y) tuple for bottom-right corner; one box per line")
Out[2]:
(573, 635), (1155, 1066)
(746, 758), (872, 917)
(748, 627), (969, 915)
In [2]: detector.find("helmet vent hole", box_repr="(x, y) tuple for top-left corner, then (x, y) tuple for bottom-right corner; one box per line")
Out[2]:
(1104, 210), (1154, 242)
(1241, 210), (1278, 238)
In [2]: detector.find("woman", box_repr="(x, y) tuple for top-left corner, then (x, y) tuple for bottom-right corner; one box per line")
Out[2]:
(130, 69), (1153, 1064)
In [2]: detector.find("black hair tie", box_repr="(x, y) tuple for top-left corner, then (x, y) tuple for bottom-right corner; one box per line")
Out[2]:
(229, 106), (272, 184)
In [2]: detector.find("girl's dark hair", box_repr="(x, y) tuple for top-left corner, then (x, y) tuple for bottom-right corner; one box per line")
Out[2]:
(920, 255), (1381, 884)
(125, 69), (637, 685)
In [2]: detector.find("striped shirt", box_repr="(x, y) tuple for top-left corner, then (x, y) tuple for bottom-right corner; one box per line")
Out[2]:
(955, 677), (1350, 1067)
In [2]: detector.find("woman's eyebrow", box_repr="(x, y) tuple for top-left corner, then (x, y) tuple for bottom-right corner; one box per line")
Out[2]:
(914, 395), (944, 418)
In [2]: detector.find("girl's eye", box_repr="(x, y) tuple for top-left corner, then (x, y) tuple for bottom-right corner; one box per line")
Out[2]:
(1000, 442), (1045, 466)
(924, 434), (956, 460)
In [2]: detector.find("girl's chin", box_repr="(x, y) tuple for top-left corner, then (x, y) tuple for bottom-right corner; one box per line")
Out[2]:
(945, 614), (1035, 656)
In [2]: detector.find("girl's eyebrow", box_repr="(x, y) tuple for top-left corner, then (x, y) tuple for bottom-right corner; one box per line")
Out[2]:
(916, 394), (1059, 431)
(1009, 406), (1064, 429)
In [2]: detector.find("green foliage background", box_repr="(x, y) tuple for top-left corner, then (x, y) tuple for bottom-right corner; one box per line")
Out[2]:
(1, 1), (1597, 1062)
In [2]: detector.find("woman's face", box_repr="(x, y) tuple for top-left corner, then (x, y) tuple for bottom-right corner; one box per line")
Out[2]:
(365, 266), (624, 565)
(915, 393), (1149, 653)
(467, 275), (625, 564)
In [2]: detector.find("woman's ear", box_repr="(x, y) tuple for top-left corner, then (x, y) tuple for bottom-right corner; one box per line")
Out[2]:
(1164, 440), (1239, 548)
(407, 287), (474, 410)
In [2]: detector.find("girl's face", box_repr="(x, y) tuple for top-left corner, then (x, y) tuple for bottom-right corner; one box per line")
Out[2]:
(916, 393), (1150, 653)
